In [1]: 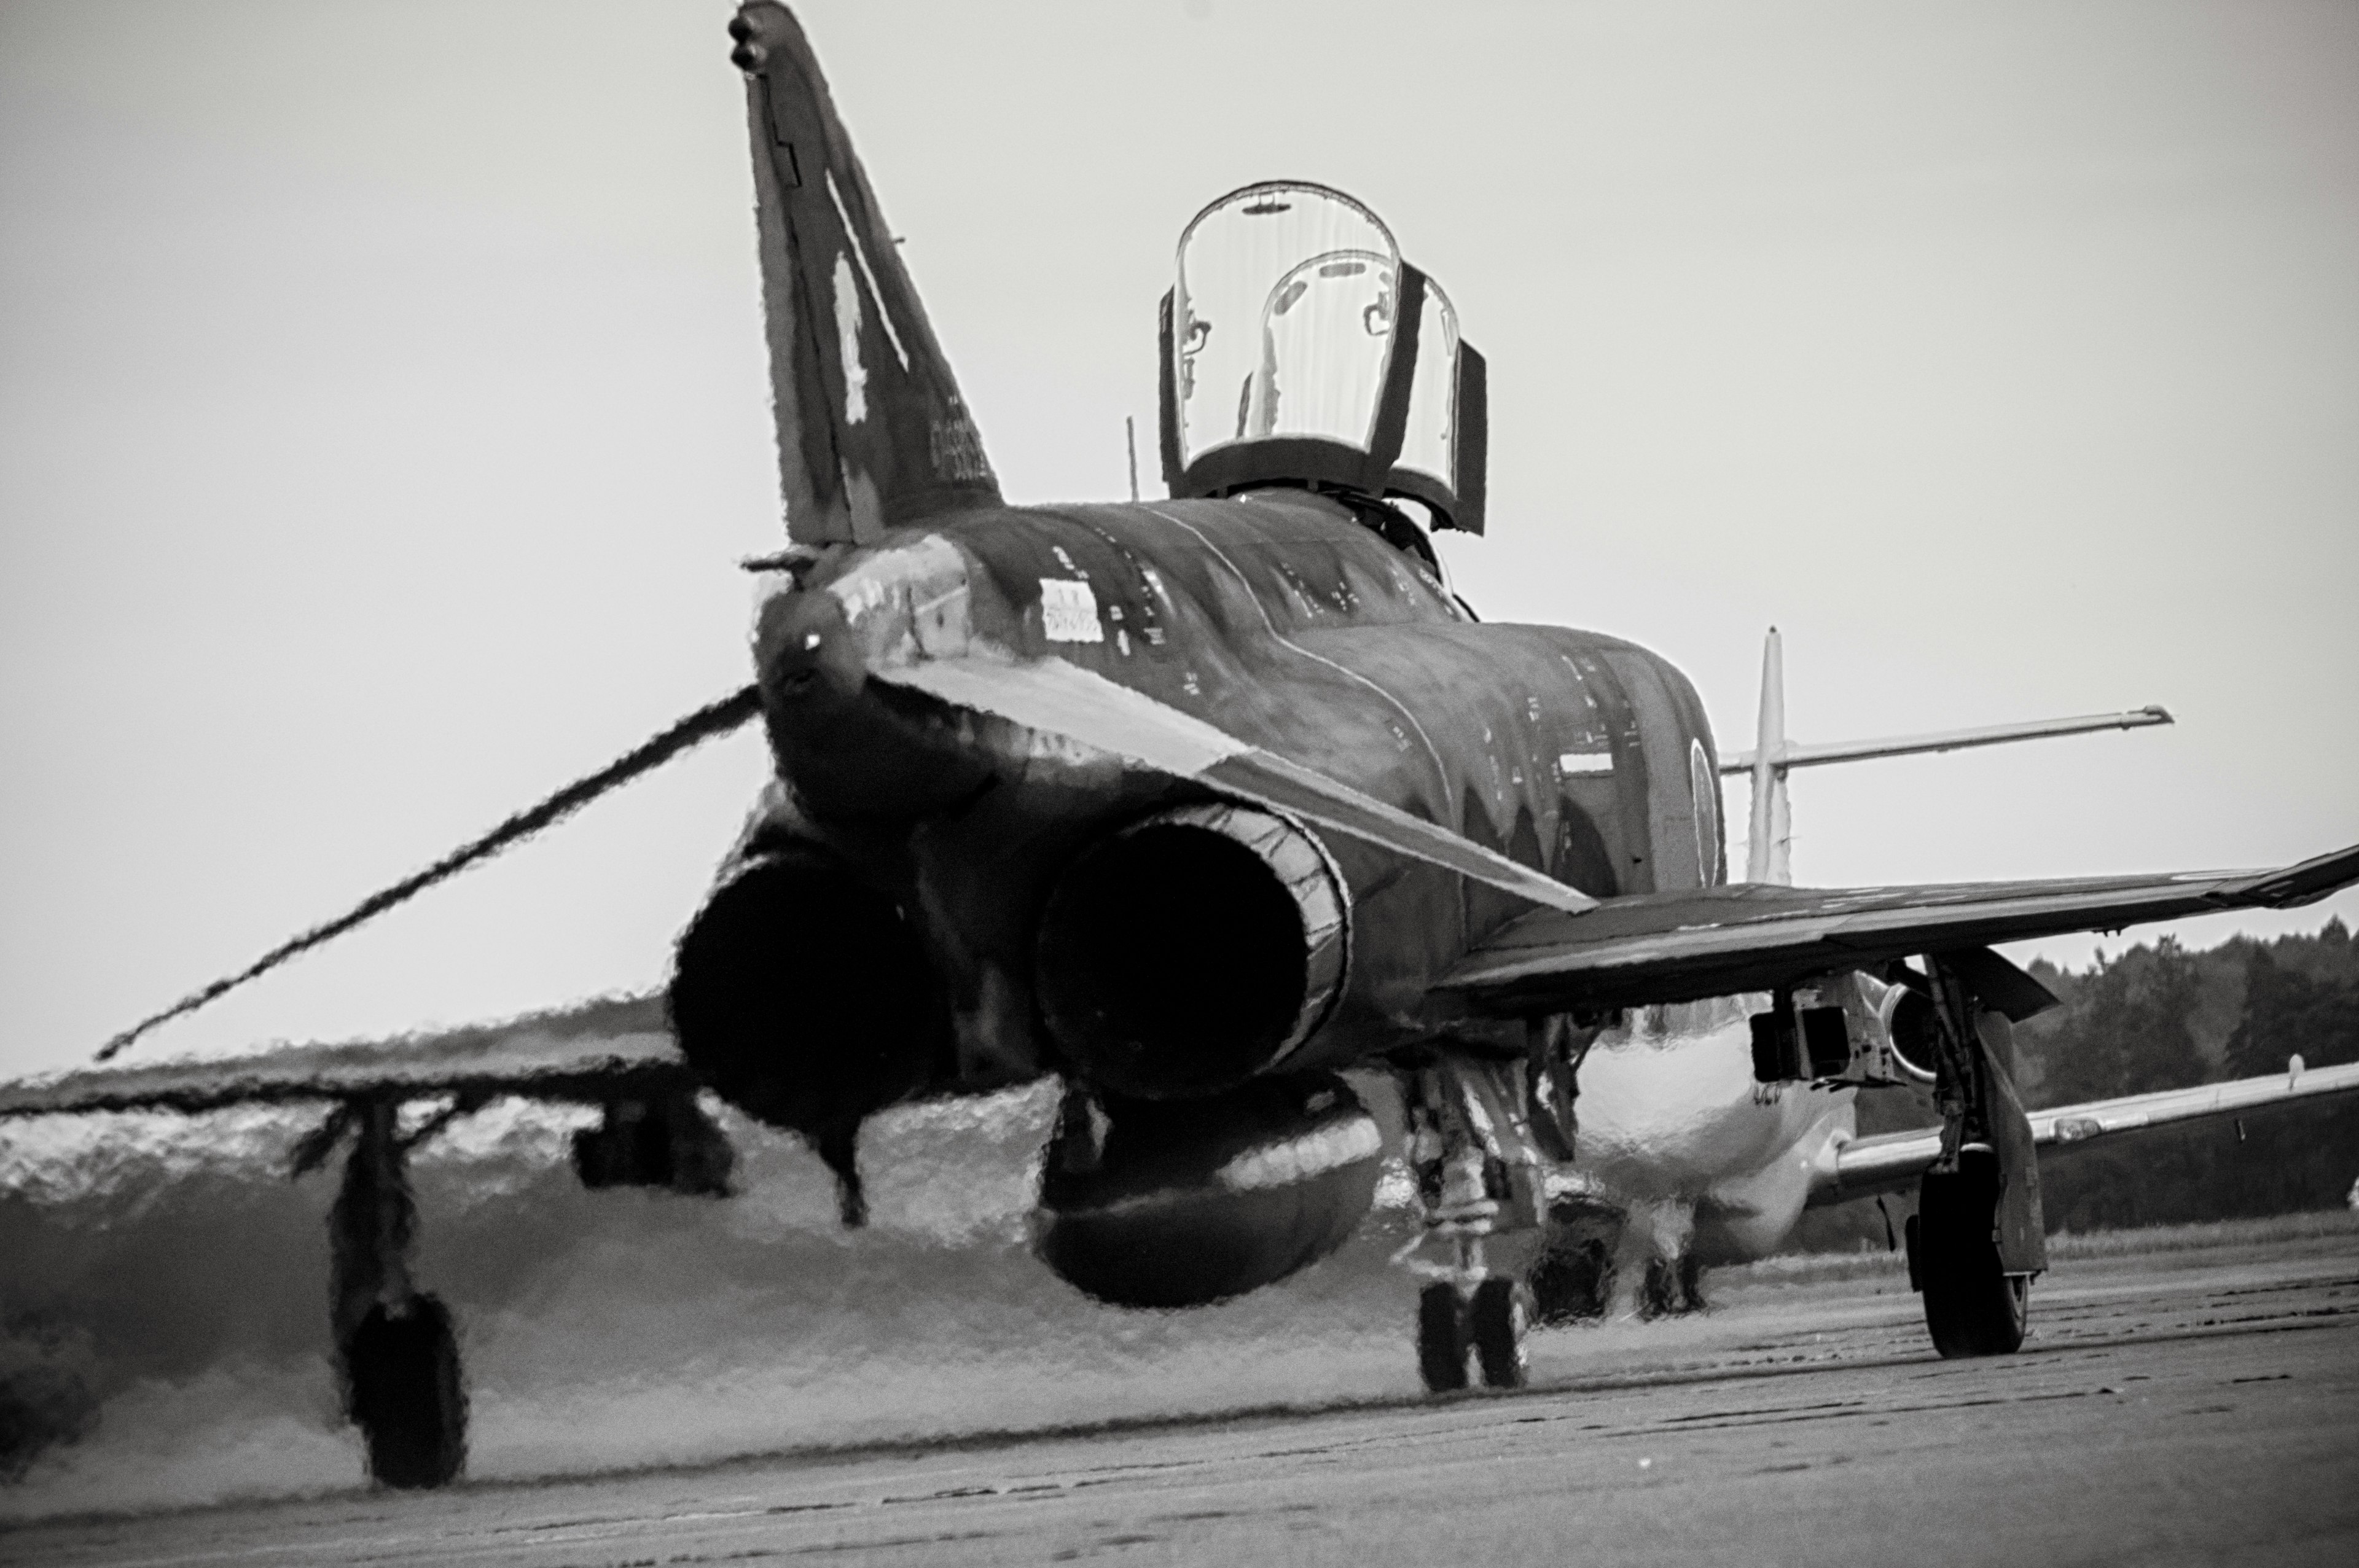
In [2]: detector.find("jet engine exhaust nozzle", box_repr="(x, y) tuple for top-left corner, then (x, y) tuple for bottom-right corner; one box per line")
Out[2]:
(668, 846), (953, 1220)
(1035, 804), (1348, 1101)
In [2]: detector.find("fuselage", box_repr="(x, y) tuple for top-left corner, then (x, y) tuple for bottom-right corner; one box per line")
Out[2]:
(721, 486), (1834, 1259)
(1573, 999), (1856, 1262)
(749, 491), (1710, 1053)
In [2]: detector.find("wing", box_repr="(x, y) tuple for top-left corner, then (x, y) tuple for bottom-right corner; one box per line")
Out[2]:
(870, 652), (2352, 995)
(1807, 1058), (2359, 1204)
(1436, 844), (2359, 1016)
(1, 1028), (692, 1118)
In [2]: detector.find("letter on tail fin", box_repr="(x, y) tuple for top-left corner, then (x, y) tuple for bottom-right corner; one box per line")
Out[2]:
(730, 3), (999, 544)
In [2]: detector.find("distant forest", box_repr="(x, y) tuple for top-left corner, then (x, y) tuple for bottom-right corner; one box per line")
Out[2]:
(1794, 919), (2359, 1251)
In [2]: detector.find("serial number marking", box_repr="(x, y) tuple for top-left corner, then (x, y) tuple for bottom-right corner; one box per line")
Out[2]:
(1039, 578), (1105, 643)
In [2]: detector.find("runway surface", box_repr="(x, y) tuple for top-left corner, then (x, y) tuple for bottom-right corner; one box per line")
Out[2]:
(6, 1233), (2355, 1567)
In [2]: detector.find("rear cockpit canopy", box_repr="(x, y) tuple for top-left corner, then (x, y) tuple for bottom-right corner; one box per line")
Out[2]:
(1159, 182), (1486, 534)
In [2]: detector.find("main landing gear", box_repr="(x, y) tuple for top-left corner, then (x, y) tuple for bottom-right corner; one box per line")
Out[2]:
(1899, 954), (2045, 1357)
(1751, 952), (2049, 1357)
(302, 1096), (469, 1489)
(291, 1087), (732, 1488)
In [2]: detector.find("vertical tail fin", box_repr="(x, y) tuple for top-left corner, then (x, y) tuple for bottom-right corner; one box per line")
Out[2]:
(729, 4), (999, 544)
(1745, 628), (1793, 885)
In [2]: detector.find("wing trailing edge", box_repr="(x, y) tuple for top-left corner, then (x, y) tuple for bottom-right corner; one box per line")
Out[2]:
(4, 1029), (690, 1119)
(1807, 1058), (2359, 1205)
(1438, 842), (2359, 1016)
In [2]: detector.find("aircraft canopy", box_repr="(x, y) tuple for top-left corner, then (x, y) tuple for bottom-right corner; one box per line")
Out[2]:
(1160, 182), (1485, 532)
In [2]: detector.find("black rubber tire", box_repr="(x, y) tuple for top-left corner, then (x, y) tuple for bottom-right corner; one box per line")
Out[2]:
(1468, 1277), (1530, 1389)
(1915, 1159), (2030, 1357)
(1675, 1251), (1707, 1314)
(1923, 1258), (2029, 1357)
(1637, 1257), (1678, 1320)
(1417, 1282), (1468, 1392)
(1527, 1236), (1613, 1325)
(347, 1295), (467, 1489)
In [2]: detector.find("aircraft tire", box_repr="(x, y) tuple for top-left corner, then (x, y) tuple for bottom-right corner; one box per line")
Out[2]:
(347, 1295), (467, 1489)
(1637, 1257), (1676, 1320)
(1911, 1169), (2030, 1357)
(1676, 1250), (1707, 1314)
(1417, 1282), (1468, 1392)
(1468, 1277), (1530, 1389)
(1922, 1259), (2029, 1357)
(1527, 1235), (1613, 1325)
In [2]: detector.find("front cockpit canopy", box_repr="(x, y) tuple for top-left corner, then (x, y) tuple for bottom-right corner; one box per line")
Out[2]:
(1159, 182), (1485, 532)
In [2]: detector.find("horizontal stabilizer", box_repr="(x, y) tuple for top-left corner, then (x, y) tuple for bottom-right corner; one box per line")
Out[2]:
(876, 655), (1597, 915)
(1721, 706), (2172, 774)
(1809, 1058), (2359, 1204)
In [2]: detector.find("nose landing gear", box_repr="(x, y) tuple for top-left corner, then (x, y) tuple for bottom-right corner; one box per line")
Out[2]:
(1413, 1273), (1533, 1392)
(1395, 1064), (1543, 1393)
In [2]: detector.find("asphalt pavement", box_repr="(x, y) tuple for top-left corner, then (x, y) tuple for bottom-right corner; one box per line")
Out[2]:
(6, 1236), (2354, 1567)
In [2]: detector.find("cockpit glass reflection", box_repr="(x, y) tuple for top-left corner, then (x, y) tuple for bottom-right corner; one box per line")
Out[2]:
(1393, 281), (1460, 492)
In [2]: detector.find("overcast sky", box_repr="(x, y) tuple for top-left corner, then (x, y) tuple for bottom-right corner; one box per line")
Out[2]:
(2, 0), (2353, 1079)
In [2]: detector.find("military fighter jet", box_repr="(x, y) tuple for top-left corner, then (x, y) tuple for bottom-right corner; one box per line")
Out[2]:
(6, 0), (2356, 1492)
